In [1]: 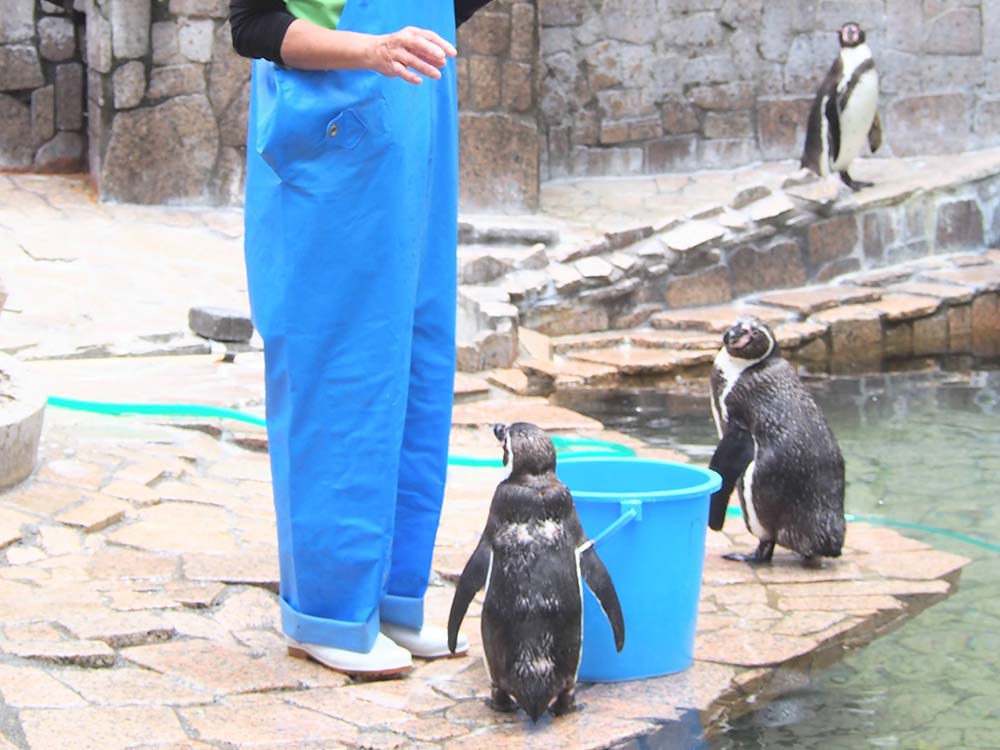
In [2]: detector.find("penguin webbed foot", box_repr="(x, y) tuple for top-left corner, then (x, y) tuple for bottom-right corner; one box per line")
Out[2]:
(550, 688), (582, 717)
(723, 540), (776, 565)
(486, 687), (519, 714)
(839, 171), (873, 191)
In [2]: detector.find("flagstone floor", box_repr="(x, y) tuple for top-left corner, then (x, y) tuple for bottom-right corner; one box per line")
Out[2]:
(0, 168), (978, 749)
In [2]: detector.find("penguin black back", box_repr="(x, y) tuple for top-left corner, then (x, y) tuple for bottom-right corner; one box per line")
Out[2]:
(447, 423), (625, 722)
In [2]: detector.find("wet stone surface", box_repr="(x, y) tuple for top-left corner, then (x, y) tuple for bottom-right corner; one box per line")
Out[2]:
(0, 404), (971, 749)
(0, 170), (985, 749)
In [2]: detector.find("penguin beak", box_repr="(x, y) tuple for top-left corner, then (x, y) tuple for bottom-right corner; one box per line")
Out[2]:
(731, 330), (752, 350)
(492, 424), (510, 468)
(725, 322), (752, 351)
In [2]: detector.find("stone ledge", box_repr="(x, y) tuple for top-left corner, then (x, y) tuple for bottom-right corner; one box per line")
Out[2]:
(0, 353), (47, 489)
(456, 150), (1000, 370)
(486, 251), (1000, 391)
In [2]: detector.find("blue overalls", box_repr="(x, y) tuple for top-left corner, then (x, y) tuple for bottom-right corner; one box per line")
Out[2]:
(243, 1), (458, 653)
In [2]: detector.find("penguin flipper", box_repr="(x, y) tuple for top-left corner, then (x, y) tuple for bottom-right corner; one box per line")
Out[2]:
(579, 545), (625, 652)
(447, 539), (491, 653)
(708, 426), (754, 531)
(800, 94), (825, 173)
(825, 92), (842, 165)
(868, 111), (883, 153)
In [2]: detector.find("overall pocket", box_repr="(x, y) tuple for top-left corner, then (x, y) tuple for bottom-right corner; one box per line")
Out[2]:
(254, 62), (393, 192)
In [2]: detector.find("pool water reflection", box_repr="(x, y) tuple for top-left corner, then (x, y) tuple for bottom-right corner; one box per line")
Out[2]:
(556, 367), (1000, 750)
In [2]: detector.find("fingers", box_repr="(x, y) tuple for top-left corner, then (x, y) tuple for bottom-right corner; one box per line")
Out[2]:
(396, 49), (443, 81)
(391, 60), (423, 86)
(409, 27), (457, 59)
(378, 26), (457, 85)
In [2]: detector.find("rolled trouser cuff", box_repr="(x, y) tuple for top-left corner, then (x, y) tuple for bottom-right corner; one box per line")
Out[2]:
(380, 593), (424, 631)
(281, 597), (379, 653)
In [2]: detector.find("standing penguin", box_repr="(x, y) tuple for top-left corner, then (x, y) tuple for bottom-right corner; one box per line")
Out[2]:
(447, 423), (625, 722)
(708, 317), (846, 565)
(801, 21), (882, 191)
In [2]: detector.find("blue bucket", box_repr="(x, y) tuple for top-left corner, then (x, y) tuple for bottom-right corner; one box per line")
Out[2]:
(556, 457), (721, 682)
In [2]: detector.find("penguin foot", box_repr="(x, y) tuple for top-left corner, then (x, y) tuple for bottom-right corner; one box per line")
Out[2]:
(724, 539), (775, 565)
(723, 551), (769, 565)
(486, 688), (519, 714)
(550, 689), (582, 717)
(839, 171), (873, 191)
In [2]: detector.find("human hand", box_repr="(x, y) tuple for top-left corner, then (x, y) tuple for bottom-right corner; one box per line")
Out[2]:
(369, 27), (457, 84)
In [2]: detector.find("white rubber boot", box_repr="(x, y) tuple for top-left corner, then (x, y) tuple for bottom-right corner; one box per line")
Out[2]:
(287, 633), (412, 678)
(381, 622), (469, 659)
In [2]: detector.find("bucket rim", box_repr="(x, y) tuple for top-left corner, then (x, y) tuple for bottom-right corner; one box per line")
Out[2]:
(557, 456), (721, 500)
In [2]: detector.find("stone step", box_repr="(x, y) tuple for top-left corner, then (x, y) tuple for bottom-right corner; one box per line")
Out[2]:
(487, 252), (1000, 392)
(457, 242), (548, 284)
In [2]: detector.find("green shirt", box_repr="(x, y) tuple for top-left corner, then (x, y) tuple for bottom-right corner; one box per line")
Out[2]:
(285, 0), (346, 30)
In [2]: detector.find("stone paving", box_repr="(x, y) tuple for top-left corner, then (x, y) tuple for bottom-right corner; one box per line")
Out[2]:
(0, 164), (983, 749)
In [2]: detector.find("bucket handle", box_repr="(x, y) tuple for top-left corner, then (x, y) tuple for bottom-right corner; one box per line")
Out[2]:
(587, 499), (642, 549)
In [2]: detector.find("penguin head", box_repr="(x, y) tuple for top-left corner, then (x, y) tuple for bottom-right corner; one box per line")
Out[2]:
(493, 422), (557, 477)
(839, 22), (865, 48)
(722, 317), (777, 363)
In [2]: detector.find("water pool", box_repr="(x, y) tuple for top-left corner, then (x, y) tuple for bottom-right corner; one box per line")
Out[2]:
(555, 366), (1000, 750)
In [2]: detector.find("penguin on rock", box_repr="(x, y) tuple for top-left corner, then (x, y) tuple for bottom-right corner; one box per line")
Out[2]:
(801, 21), (882, 191)
(447, 423), (625, 722)
(708, 317), (846, 565)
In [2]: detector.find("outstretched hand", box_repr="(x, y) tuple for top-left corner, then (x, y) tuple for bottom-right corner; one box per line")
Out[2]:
(370, 27), (457, 84)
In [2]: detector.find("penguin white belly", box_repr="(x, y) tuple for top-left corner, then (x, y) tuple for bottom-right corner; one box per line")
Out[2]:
(741, 448), (769, 540)
(573, 546), (585, 679)
(832, 68), (878, 171)
(481, 550), (495, 684)
(712, 349), (754, 432)
(709, 392), (723, 440)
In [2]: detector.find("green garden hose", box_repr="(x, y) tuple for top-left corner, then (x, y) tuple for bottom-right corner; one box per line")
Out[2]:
(45, 396), (635, 466)
(46, 396), (268, 427)
(45, 395), (1000, 554)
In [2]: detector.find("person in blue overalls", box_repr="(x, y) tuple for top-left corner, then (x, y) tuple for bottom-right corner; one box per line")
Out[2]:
(230, 0), (491, 677)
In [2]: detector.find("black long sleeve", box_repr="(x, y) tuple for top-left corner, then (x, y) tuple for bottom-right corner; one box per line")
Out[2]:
(455, 0), (493, 27)
(230, 1), (495, 64)
(230, 0), (295, 64)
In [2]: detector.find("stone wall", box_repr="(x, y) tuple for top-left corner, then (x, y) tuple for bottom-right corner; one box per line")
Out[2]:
(1, 0), (246, 203)
(539, 0), (1000, 179)
(1, 0), (87, 172)
(86, 0), (246, 205)
(457, 0), (541, 210)
(2, 1), (539, 207)
(7, 2), (1000, 207)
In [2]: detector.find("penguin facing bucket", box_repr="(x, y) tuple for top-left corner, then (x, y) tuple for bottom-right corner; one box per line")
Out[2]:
(447, 422), (625, 722)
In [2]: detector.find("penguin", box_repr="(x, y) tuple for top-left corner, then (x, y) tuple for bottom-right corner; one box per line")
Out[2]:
(801, 21), (882, 192)
(447, 422), (625, 722)
(708, 317), (846, 565)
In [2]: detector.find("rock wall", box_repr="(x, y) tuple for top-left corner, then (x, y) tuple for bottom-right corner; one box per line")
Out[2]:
(6, 2), (1000, 206)
(85, 0), (246, 205)
(3, 0), (539, 207)
(539, 0), (1000, 179)
(457, 0), (541, 210)
(1, 0), (246, 203)
(1, 0), (87, 172)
